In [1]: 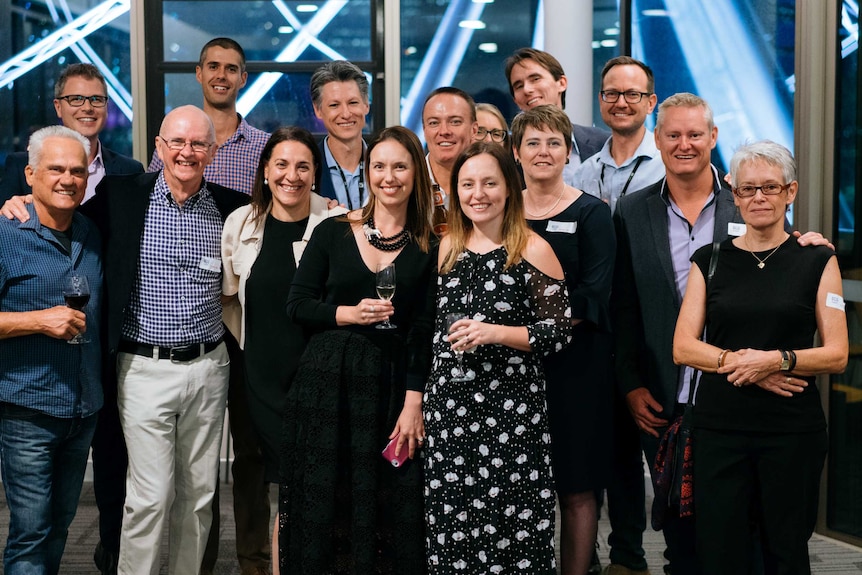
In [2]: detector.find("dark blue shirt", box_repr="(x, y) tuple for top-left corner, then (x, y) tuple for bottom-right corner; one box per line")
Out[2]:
(0, 203), (103, 417)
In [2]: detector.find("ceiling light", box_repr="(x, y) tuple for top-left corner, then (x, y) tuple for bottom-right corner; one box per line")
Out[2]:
(478, 43), (498, 53)
(278, 26), (294, 34)
(458, 20), (486, 29)
(296, 4), (318, 12)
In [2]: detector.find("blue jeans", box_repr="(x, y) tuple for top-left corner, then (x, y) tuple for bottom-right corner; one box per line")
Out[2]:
(0, 404), (97, 575)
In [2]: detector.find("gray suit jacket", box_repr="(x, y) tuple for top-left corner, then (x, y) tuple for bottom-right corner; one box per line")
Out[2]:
(611, 172), (740, 416)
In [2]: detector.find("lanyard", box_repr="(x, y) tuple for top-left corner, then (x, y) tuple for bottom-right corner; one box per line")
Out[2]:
(601, 156), (645, 199)
(328, 137), (365, 210)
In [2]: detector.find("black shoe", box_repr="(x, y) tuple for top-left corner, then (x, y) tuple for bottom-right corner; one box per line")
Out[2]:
(94, 541), (118, 575)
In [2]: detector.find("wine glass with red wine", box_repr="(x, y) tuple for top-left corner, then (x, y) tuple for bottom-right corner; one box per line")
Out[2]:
(63, 274), (90, 344)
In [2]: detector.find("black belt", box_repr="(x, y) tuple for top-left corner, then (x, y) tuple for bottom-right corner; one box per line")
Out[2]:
(118, 339), (222, 362)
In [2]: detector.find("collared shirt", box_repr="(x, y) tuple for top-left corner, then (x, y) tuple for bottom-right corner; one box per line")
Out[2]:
(84, 141), (106, 203)
(121, 172), (225, 346)
(661, 166), (723, 402)
(148, 116), (270, 195)
(323, 137), (367, 209)
(572, 129), (665, 214)
(562, 133), (583, 186)
(0, 203), (103, 418)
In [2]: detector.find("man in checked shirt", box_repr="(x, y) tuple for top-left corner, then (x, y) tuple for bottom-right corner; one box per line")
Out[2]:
(149, 37), (273, 575)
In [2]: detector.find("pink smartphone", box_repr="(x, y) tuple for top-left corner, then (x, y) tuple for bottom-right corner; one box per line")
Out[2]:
(382, 434), (410, 468)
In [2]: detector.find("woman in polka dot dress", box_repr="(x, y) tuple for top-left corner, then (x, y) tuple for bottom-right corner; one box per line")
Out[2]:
(423, 142), (572, 574)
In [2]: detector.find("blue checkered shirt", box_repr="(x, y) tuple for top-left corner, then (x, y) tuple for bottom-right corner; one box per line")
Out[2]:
(0, 203), (103, 418)
(148, 116), (269, 195)
(121, 173), (225, 346)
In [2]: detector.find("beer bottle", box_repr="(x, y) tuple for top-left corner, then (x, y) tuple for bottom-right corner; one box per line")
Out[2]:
(432, 184), (448, 237)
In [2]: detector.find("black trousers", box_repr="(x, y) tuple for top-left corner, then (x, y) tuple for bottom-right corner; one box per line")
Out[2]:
(693, 427), (827, 575)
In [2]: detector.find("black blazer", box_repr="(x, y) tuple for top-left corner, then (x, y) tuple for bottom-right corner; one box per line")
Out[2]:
(573, 124), (611, 162)
(611, 173), (740, 417)
(80, 172), (248, 361)
(0, 145), (144, 202)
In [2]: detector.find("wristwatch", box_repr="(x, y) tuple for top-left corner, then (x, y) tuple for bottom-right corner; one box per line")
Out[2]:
(780, 350), (791, 371)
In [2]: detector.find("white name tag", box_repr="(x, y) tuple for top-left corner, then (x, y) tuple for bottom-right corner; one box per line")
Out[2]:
(727, 222), (746, 237)
(826, 292), (846, 311)
(199, 256), (221, 272)
(546, 220), (577, 234)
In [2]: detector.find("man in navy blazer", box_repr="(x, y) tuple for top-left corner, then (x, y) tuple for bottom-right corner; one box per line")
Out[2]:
(0, 63), (142, 204)
(505, 47), (610, 184)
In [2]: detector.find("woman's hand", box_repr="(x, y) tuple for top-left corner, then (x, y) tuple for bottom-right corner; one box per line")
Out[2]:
(340, 298), (393, 326)
(753, 372), (808, 397)
(448, 318), (494, 352)
(390, 391), (425, 459)
(718, 348), (782, 387)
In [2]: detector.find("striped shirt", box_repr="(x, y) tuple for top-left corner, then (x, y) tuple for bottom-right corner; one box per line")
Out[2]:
(0, 203), (103, 418)
(121, 173), (225, 346)
(148, 116), (269, 195)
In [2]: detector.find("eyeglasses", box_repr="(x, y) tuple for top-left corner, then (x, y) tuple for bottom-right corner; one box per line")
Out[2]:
(600, 90), (652, 104)
(157, 136), (212, 153)
(475, 127), (508, 143)
(57, 94), (109, 108)
(733, 183), (792, 198)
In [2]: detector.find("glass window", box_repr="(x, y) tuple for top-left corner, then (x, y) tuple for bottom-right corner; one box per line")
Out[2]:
(0, 0), (134, 171)
(163, 71), (374, 135)
(630, 0), (795, 170)
(399, 0), (540, 135)
(162, 1), (373, 62)
(828, 0), (862, 540)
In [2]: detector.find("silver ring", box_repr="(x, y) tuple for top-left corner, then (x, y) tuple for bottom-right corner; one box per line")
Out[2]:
(786, 376), (791, 384)
(371, 305), (376, 312)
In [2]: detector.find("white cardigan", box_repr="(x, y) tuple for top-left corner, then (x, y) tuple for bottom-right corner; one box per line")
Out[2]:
(221, 193), (348, 348)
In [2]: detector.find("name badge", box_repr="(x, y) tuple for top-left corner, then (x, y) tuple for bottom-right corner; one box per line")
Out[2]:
(546, 220), (577, 234)
(727, 222), (746, 237)
(826, 292), (846, 311)
(199, 256), (221, 272)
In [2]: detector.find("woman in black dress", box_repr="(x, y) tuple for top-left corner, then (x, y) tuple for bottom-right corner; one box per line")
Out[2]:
(279, 126), (435, 574)
(674, 140), (847, 574)
(221, 126), (347, 483)
(512, 105), (615, 575)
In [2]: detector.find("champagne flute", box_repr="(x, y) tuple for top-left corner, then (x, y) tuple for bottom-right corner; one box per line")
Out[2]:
(63, 274), (90, 344)
(375, 262), (397, 330)
(445, 313), (472, 382)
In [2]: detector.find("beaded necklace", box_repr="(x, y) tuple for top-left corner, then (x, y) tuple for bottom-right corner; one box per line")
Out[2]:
(362, 216), (411, 252)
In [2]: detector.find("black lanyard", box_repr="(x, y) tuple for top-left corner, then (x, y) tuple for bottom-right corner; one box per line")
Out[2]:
(601, 156), (645, 199)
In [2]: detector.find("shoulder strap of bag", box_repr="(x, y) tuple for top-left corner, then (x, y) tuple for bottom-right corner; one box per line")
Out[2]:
(688, 241), (721, 407)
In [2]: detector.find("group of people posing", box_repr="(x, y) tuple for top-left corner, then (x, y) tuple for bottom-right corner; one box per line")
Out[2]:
(0, 36), (848, 575)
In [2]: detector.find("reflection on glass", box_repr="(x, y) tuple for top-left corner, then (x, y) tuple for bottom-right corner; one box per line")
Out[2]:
(162, 1), (372, 62)
(164, 72), (374, 136)
(828, 0), (862, 540)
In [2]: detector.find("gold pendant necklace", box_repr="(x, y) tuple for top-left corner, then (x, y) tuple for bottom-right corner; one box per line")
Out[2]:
(744, 235), (783, 269)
